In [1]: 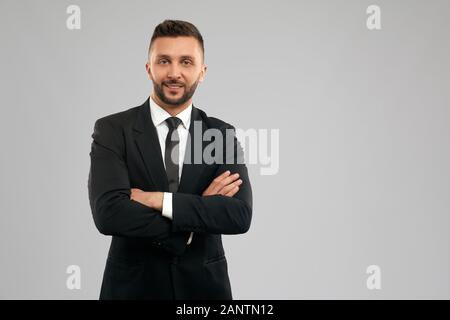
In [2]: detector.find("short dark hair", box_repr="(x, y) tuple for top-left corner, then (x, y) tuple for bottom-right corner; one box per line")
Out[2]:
(148, 19), (204, 61)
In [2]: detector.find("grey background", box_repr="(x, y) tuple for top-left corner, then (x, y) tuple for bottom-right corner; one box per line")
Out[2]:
(1, 0), (449, 299)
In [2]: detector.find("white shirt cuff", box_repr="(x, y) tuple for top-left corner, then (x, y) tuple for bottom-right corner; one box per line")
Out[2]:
(162, 193), (193, 244)
(187, 232), (194, 245)
(162, 192), (173, 220)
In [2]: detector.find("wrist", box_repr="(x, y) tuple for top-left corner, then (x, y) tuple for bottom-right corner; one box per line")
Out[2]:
(149, 192), (163, 211)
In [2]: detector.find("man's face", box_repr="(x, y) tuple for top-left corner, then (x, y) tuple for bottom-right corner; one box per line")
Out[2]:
(146, 36), (207, 108)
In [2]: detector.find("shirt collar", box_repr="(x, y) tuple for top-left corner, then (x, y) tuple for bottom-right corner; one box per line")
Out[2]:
(149, 95), (192, 129)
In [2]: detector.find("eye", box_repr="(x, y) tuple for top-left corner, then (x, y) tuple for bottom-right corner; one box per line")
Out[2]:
(159, 59), (168, 64)
(182, 59), (192, 65)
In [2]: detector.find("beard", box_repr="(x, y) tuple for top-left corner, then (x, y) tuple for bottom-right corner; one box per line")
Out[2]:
(153, 75), (200, 107)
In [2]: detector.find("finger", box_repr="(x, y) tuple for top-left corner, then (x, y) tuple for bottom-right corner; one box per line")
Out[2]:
(213, 170), (231, 183)
(219, 179), (242, 195)
(224, 186), (240, 197)
(204, 171), (236, 195)
(208, 171), (231, 194)
(212, 173), (240, 195)
(219, 173), (240, 189)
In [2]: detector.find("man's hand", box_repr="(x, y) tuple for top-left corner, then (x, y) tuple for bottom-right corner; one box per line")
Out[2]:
(202, 170), (242, 197)
(130, 189), (164, 211)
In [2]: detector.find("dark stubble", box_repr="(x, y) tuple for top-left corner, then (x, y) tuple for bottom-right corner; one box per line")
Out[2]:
(153, 74), (201, 107)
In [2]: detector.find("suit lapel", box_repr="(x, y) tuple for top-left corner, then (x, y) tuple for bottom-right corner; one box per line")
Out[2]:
(133, 98), (208, 194)
(133, 98), (169, 191)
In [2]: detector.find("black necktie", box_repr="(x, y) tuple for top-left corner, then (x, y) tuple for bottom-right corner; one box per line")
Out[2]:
(165, 117), (182, 192)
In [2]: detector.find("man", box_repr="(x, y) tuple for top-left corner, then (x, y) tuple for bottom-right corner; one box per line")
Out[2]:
(88, 20), (253, 300)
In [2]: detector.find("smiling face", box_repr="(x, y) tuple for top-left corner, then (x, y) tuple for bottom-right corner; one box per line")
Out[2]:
(146, 36), (207, 114)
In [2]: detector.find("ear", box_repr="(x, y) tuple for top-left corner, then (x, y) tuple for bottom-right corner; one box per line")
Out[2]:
(198, 64), (208, 83)
(145, 62), (153, 81)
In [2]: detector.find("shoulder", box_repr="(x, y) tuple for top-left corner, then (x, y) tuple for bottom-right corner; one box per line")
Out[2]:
(93, 104), (140, 129)
(91, 103), (142, 144)
(195, 106), (245, 161)
(195, 105), (236, 131)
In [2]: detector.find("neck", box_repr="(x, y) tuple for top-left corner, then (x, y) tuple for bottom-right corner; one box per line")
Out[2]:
(151, 93), (191, 117)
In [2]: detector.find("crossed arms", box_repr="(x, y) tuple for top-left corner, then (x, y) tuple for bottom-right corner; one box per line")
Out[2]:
(130, 170), (242, 214)
(88, 118), (252, 255)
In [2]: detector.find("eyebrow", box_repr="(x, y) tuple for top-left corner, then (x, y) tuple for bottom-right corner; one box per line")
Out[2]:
(156, 54), (196, 61)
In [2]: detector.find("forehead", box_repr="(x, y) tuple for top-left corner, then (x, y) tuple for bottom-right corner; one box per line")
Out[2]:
(150, 36), (202, 59)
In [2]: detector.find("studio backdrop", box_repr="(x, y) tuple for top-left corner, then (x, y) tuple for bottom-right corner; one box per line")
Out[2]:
(0, 0), (449, 299)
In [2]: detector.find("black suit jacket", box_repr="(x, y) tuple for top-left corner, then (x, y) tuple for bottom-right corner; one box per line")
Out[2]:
(88, 97), (252, 299)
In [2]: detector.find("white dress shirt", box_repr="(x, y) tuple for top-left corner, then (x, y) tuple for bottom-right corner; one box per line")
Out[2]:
(149, 95), (194, 245)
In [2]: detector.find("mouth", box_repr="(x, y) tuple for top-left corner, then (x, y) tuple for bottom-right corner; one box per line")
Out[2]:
(164, 83), (184, 92)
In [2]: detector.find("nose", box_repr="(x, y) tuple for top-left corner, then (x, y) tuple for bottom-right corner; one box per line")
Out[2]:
(167, 63), (182, 80)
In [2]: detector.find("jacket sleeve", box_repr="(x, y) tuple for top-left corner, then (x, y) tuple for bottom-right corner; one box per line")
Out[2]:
(172, 125), (253, 235)
(88, 118), (189, 255)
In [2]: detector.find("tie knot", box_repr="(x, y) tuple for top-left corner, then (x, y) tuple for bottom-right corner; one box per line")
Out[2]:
(165, 117), (182, 130)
